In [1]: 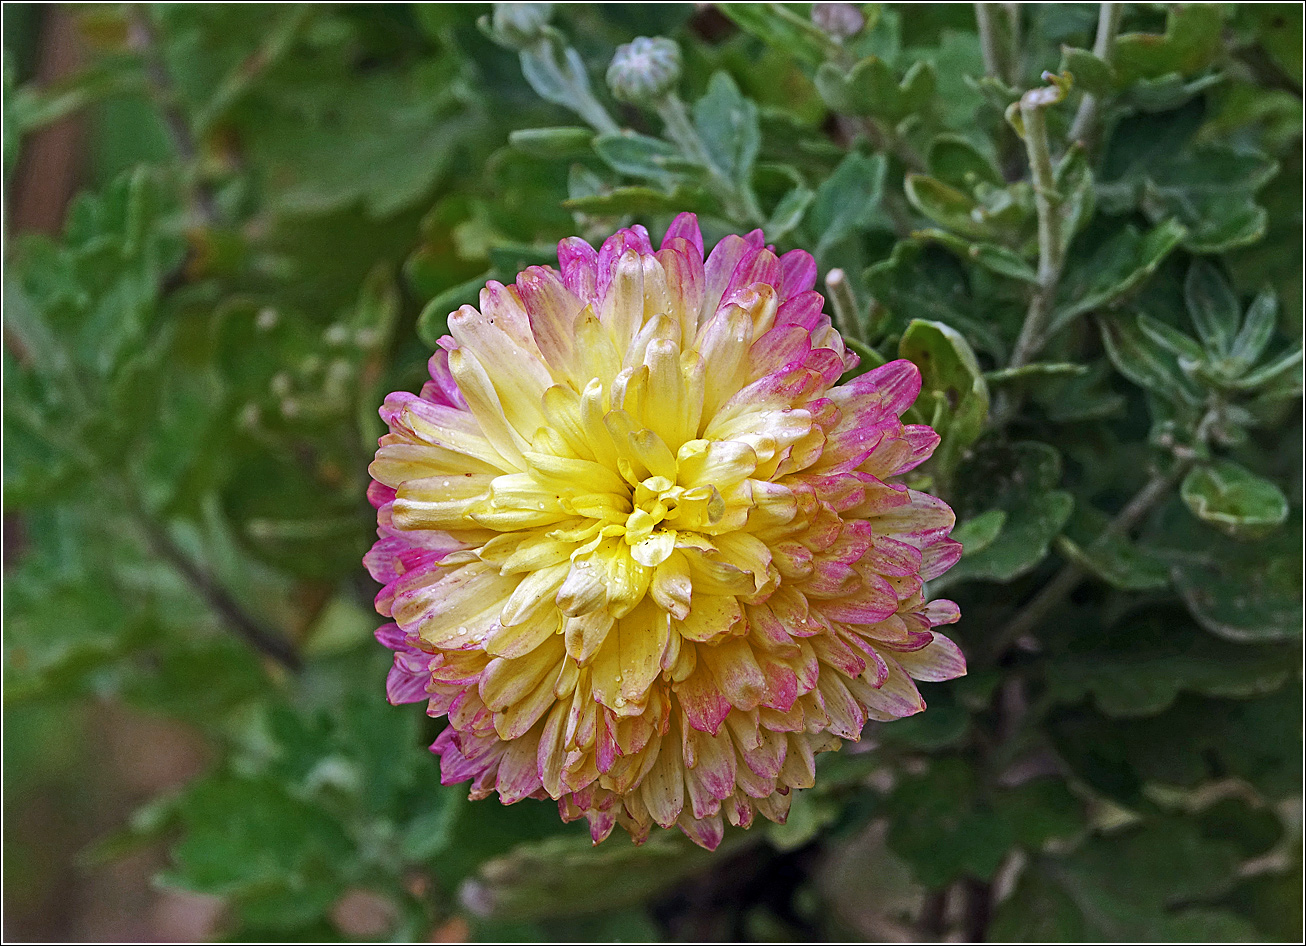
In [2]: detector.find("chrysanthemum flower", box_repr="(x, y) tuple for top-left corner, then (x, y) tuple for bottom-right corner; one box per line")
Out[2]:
(367, 214), (964, 850)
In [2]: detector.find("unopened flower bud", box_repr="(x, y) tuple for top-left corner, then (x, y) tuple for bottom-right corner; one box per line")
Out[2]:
(490, 3), (553, 48)
(606, 36), (682, 106)
(812, 2), (866, 40)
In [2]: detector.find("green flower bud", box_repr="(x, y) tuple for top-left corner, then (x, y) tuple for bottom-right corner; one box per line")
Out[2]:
(606, 36), (682, 106)
(490, 3), (553, 48)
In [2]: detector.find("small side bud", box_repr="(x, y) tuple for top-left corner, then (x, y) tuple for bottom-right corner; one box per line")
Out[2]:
(811, 3), (865, 41)
(606, 36), (682, 106)
(490, 3), (553, 49)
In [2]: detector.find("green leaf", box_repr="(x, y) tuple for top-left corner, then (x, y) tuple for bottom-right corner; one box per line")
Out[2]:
(1056, 506), (1170, 592)
(916, 228), (1037, 282)
(1031, 361), (1127, 422)
(984, 362), (1088, 384)
(1051, 219), (1187, 333)
(1228, 290), (1278, 371)
(564, 186), (707, 216)
(1241, 3), (1304, 86)
(863, 241), (1006, 356)
(883, 758), (1013, 886)
(883, 760), (1083, 887)
(1121, 71), (1224, 114)
(161, 773), (353, 929)
(1139, 146), (1278, 254)
(592, 131), (682, 183)
(518, 38), (615, 133)
(898, 319), (989, 481)
(1100, 316), (1204, 408)
(1229, 344), (1303, 393)
(716, 2), (840, 67)
(1054, 143), (1095, 254)
(1136, 314), (1204, 363)
(815, 56), (936, 125)
(1184, 261), (1242, 358)
(1046, 620), (1292, 717)
(904, 175), (989, 241)
(1175, 540), (1303, 641)
(952, 509), (1006, 556)
(940, 442), (1074, 585)
(248, 63), (485, 218)
(808, 152), (885, 257)
(1181, 459), (1289, 539)
(765, 184), (814, 242)
(460, 832), (728, 922)
(995, 816), (1255, 941)
(1112, 4), (1224, 84)
(767, 788), (839, 851)
(1058, 47), (1116, 96)
(926, 134), (1002, 190)
(417, 273), (488, 348)
(693, 72), (761, 184)
(507, 126), (595, 159)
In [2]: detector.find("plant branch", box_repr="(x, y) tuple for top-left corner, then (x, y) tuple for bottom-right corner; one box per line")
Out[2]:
(1067, 3), (1122, 148)
(127, 5), (218, 227)
(985, 408), (1218, 660)
(1009, 97), (1063, 371)
(193, 5), (315, 135)
(128, 498), (302, 671)
(993, 84), (1066, 426)
(975, 4), (1005, 84)
(656, 92), (764, 225)
(975, 3), (1020, 87)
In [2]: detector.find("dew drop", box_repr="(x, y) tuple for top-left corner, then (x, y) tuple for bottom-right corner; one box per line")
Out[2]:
(614, 696), (627, 708)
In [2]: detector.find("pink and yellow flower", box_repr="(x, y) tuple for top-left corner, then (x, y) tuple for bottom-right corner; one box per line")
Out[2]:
(367, 214), (964, 850)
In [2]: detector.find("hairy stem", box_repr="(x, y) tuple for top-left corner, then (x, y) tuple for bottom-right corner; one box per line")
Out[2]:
(657, 92), (763, 225)
(975, 4), (1005, 84)
(993, 87), (1066, 426)
(1010, 100), (1063, 370)
(1067, 3), (1122, 148)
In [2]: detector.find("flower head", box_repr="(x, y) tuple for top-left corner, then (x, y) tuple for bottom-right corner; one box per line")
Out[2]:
(367, 214), (964, 850)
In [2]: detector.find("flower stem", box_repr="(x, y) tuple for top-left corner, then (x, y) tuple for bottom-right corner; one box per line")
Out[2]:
(657, 93), (763, 226)
(1067, 3), (1122, 149)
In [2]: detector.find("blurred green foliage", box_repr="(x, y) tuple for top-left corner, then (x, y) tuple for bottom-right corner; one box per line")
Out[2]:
(4, 3), (1301, 941)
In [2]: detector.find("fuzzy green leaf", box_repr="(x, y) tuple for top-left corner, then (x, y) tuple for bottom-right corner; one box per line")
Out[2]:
(1181, 459), (1290, 539)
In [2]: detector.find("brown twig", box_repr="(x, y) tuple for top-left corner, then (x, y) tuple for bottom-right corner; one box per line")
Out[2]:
(132, 503), (302, 671)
